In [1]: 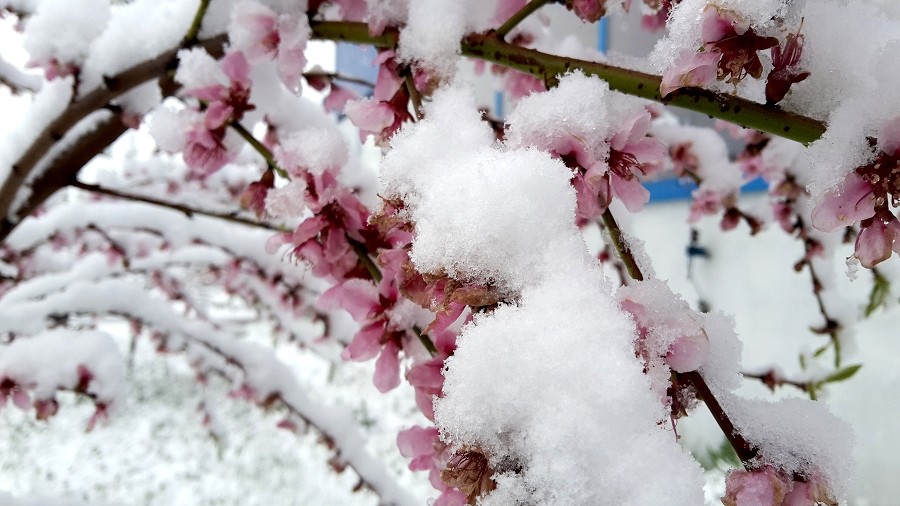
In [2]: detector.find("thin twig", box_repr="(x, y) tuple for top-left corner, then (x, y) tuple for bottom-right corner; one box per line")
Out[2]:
(72, 181), (283, 232)
(600, 209), (644, 281)
(182, 0), (212, 45)
(228, 121), (289, 179)
(496, 0), (553, 40)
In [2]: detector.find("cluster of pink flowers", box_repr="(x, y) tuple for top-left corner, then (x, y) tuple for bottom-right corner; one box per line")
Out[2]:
(660, 5), (807, 102)
(181, 51), (255, 177)
(812, 118), (900, 267)
(567, 110), (666, 219)
(345, 50), (421, 145)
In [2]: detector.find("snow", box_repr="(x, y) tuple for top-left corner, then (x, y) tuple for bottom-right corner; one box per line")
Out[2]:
(381, 85), (581, 293)
(724, 396), (855, 499)
(382, 84), (706, 504)
(0, 329), (125, 406)
(275, 128), (349, 175)
(79, 0), (203, 94)
(436, 271), (706, 505)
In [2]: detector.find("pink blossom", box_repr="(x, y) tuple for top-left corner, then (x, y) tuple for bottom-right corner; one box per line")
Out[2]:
(766, 26), (810, 105)
(331, 0), (367, 21)
(323, 84), (360, 114)
(810, 172), (876, 232)
(605, 111), (666, 211)
(854, 215), (900, 268)
(569, 0), (607, 23)
(782, 478), (836, 506)
(240, 170), (275, 218)
(666, 332), (709, 373)
(374, 50), (404, 101)
(183, 120), (236, 176)
(345, 98), (395, 140)
(723, 467), (789, 506)
(501, 69), (545, 101)
(229, 1), (310, 90)
(660, 50), (720, 97)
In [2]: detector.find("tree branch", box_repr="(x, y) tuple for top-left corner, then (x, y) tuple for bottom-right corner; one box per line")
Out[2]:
(599, 207), (759, 468)
(307, 22), (827, 145)
(0, 33), (228, 242)
(71, 181), (283, 232)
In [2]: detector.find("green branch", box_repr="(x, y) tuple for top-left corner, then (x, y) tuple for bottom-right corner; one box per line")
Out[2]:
(228, 121), (289, 179)
(309, 22), (828, 146)
(182, 0), (211, 45)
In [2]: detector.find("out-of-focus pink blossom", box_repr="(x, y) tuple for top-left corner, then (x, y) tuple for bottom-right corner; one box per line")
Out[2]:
(331, 0), (367, 20)
(492, 0), (528, 26)
(183, 121), (236, 176)
(345, 98), (395, 139)
(641, 0), (675, 32)
(568, 0), (607, 23)
(240, 170), (275, 218)
(324, 84), (360, 114)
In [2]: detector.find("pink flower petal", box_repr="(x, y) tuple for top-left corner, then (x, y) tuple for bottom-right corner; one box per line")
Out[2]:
(610, 173), (649, 212)
(396, 425), (439, 459)
(660, 50), (720, 97)
(317, 279), (380, 321)
(666, 332), (710, 373)
(324, 84), (359, 113)
(879, 117), (900, 155)
(342, 321), (385, 362)
(373, 340), (401, 392)
(222, 51), (252, 87)
(855, 218), (893, 268)
(810, 172), (876, 232)
(345, 99), (395, 140)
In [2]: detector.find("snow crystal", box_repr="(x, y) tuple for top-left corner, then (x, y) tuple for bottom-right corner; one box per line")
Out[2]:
(148, 103), (190, 153)
(175, 47), (229, 91)
(0, 329), (125, 405)
(265, 179), (308, 219)
(275, 128), (349, 175)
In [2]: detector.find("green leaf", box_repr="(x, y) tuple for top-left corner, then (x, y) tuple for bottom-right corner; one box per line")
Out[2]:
(865, 270), (890, 317)
(824, 364), (862, 384)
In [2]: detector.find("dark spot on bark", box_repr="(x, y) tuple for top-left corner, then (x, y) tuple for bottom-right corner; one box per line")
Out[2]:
(734, 105), (742, 113)
(50, 131), (62, 141)
(693, 95), (700, 103)
(637, 83), (644, 90)
(783, 126), (791, 132)
(719, 103), (730, 112)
